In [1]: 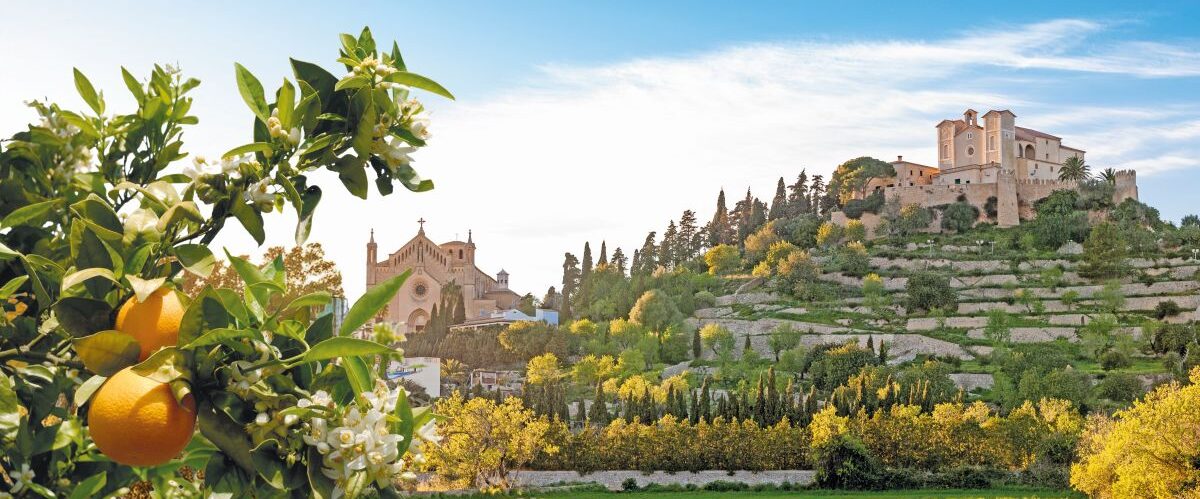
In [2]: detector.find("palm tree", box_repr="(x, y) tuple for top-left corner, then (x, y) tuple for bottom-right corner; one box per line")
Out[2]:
(1100, 167), (1118, 185)
(1059, 156), (1090, 183)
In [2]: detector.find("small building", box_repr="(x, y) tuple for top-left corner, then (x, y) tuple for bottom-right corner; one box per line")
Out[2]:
(450, 308), (560, 332)
(385, 356), (441, 399)
(469, 369), (523, 396)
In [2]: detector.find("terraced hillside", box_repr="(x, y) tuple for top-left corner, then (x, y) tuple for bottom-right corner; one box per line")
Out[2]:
(688, 241), (1197, 395)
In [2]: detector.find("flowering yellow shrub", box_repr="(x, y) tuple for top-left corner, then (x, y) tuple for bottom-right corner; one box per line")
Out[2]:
(1070, 367), (1200, 498)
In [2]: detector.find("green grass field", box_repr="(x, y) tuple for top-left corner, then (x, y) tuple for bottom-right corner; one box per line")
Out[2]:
(460, 489), (1080, 499)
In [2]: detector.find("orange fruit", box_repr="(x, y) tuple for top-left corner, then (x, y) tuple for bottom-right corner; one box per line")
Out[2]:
(87, 367), (196, 466)
(115, 287), (185, 360)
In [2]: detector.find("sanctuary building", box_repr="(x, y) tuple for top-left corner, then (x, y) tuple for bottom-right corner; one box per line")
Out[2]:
(837, 108), (1137, 232)
(365, 220), (521, 333)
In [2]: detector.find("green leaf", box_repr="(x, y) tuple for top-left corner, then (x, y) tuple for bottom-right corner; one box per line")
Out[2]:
(53, 297), (112, 337)
(223, 142), (273, 159)
(183, 328), (254, 350)
(0, 241), (19, 260)
(121, 67), (145, 102)
(73, 375), (106, 407)
(295, 185), (322, 245)
(175, 244), (216, 277)
(341, 355), (373, 395)
(334, 75), (370, 92)
(61, 267), (116, 291)
(330, 155), (368, 200)
(340, 270), (409, 335)
(284, 291), (332, 312)
(301, 337), (394, 364)
(277, 79), (296, 129)
(306, 447), (336, 499)
(2, 199), (59, 228)
(290, 58), (337, 107)
(126, 275), (167, 302)
(70, 195), (123, 241)
(73, 330), (140, 376)
(0, 372), (19, 442)
(178, 290), (232, 348)
(393, 386), (413, 441)
(68, 472), (107, 499)
(157, 201), (204, 231)
(198, 400), (256, 474)
(230, 202), (265, 245)
(131, 347), (191, 384)
(73, 68), (105, 115)
(250, 440), (288, 489)
(0, 276), (29, 300)
(234, 62), (269, 122)
(383, 71), (455, 100)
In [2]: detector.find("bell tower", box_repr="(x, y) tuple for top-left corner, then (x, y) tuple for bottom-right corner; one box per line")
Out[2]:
(365, 229), (377, 286)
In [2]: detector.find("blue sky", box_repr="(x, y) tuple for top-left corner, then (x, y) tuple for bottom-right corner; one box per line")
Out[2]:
(3, 1), (1199, 299)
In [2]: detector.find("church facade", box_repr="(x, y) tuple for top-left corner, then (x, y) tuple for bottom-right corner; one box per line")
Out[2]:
(366, 220), (521, 333)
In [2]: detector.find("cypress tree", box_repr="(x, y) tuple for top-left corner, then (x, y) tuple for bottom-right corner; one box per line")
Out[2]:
(709, 189), (732, 246)
(766, 367), (780, 424)
(878, 341), (889, 364)
(590, 384), (611, 425)
(753, 374), (767, 426)
(744, 334), (752, 353)
(692, 328), (702, 359)
(597, 241), (608, 266)
(689, 390), (700, 425)
(769, 177), (788, 220)
(866, 335), (875, 353)
(699, 376), (712, 423)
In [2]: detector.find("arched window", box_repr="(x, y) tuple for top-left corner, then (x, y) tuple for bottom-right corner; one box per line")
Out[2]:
(459, 249), (463, 259)
(1025, 144), (1035, 159)
(942, 144), (949, 159)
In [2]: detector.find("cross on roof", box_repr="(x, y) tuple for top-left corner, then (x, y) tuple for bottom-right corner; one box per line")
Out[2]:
(417, 217), (426, 233)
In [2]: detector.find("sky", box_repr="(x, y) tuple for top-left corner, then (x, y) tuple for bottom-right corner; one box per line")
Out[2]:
(3, 1), (1200, 301)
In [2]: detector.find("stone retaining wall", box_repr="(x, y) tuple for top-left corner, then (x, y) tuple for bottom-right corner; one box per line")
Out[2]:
(508, 470), (816, 490)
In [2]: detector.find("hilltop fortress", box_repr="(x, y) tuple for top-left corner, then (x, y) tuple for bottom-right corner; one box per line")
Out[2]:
(833, 108), (1138, 233)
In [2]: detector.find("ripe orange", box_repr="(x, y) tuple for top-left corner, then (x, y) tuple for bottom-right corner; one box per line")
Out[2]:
(115, 287), (185, 360)
(87, 367), (196, 466)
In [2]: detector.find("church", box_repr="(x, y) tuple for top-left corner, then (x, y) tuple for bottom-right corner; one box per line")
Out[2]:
(366, 219), (521, 333)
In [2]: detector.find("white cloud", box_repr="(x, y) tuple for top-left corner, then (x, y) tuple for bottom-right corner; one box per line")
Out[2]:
(5, 17), (1198, 301)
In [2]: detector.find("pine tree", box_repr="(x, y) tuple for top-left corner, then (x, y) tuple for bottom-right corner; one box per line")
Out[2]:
(635, 232), (657, 275)
(708, 189), (734, 246)
(659, 220), (678, 269)
(749, 198), (768, 233)
(678, 210), (700, 263)
(769, 177), (788, 220)
(611, 247), (628, 275)
(809, 175), (826, 215)
(630, 249), (641, 277)
(732, 188), (755, 243)
(597, 241), (608, 266)
(561, 252), (581, 321)
(789, 170), (810, 215)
